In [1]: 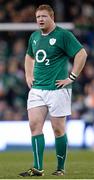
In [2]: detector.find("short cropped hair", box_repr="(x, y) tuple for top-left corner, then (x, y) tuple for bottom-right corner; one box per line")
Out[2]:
(36, 4), (54, 17)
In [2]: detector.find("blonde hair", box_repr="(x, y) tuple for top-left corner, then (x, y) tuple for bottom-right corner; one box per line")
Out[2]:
(36, 4), (54, 18)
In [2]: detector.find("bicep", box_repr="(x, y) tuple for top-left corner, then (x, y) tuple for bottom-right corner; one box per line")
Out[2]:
(75, 48), (87, 59)
(26, 35), (34, 58)
(25, 54), (35, 61)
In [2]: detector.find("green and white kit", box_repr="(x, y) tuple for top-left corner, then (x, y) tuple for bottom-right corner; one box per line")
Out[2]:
(27, 26), (83, 90)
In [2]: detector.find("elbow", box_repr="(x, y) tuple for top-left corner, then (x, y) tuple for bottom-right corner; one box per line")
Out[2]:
(84, 49), (88, 60)
(77, 48), (87, 64)
(81, 48), (88, 60)
(76, 48), (87, 60)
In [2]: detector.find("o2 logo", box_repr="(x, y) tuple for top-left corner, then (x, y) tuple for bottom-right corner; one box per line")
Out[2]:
(36, 49), (50, 66)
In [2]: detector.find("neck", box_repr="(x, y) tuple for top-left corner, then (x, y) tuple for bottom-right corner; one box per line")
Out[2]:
(42, 23), (56, 35)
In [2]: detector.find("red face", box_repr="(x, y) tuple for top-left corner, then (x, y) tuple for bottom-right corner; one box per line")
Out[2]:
(36, 10), (54, 33)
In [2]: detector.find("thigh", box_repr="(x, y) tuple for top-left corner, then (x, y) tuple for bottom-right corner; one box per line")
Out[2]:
(27, 88), (45, 110)
(48, 88), (72, 117)
(28, 106), (48, 135)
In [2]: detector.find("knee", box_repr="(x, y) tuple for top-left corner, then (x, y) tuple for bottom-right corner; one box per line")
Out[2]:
(54, 129), (61, 136)
(52, 125), (65, 137)
(53, 128), (64, 136)
(29, 120), (37, 132)
(29, 121), (42, 135)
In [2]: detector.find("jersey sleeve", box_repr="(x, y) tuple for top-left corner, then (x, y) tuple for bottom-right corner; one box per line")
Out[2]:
(26, 35), (34, 58)
(62, 30), (83, 57)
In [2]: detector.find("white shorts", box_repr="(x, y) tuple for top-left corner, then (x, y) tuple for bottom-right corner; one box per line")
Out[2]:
(27, 88), (72, 117)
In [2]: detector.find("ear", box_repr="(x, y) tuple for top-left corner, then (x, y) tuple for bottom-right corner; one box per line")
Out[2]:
(51, 15), (54, 21)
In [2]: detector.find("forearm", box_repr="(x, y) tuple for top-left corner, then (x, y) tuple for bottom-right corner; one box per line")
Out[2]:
(72, 48), (87, 76)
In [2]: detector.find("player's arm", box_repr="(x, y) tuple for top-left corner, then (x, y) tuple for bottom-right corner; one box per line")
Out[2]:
(25, 54), (35, 89)
(71, 48), (87, 76)
(56, 48), (87, 88)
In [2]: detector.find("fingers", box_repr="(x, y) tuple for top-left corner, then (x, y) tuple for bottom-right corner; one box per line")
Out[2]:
(55, 79), (72, 88)
(27, 79), (35, 89)
(32, 78), (35, 82)
(55, 80), (65, 88)
(28, 83), (32, 89)
(55, 82), (64, 88)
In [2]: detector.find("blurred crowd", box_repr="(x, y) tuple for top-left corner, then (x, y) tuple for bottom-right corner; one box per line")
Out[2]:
(0, 0), (94, 121)
(0, 33), (28, 120)
(0, 0), (94, 24)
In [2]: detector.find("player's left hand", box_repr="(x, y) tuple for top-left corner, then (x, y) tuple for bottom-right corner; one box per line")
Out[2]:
(55, 78), (73, 88)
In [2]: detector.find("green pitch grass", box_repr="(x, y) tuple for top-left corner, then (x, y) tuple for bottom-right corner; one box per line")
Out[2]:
(0, 149), (94, 179)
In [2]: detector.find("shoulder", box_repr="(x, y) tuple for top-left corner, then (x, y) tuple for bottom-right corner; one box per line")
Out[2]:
(56, 26), (70, 33)
(55, 26), (73, 38)
(29, 30), (41, 40)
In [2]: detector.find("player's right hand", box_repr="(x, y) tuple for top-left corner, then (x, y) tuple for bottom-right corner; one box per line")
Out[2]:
(26, 76), (35, 89)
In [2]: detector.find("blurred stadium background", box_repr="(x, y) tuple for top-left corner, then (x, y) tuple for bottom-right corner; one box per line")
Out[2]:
(0, 0), (94, 151)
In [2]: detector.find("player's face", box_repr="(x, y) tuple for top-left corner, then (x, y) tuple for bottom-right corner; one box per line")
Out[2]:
(36, 10), (54, 33)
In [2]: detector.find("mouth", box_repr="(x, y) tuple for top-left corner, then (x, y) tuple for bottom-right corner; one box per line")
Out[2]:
(39, 22), (44, 26)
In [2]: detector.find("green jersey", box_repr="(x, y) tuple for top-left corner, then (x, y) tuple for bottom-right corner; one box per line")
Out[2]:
(27, 26), (83, 90)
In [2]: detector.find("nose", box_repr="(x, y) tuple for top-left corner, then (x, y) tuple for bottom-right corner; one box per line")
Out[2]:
(37, 15), (44, 21)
